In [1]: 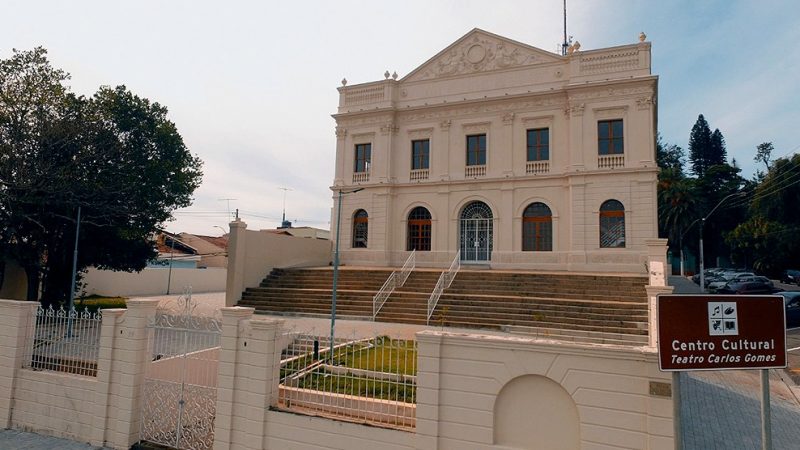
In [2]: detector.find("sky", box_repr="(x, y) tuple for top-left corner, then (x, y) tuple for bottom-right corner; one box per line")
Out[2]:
(3, 0), (799, 236)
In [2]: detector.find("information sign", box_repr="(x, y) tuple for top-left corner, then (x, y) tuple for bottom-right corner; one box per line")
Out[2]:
(657, 295), (787, 371)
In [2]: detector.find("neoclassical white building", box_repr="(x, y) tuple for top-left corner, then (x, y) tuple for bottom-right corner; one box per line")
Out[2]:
(330, 29), (658, 273)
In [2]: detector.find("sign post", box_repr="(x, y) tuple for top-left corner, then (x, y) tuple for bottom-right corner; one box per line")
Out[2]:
(657, 295), (787, 450)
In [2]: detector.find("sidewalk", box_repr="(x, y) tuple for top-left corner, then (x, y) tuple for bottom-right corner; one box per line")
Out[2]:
(0, 429), (108, 449)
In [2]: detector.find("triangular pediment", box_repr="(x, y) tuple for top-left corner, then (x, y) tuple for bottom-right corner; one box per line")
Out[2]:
(402, 28), (563, 83)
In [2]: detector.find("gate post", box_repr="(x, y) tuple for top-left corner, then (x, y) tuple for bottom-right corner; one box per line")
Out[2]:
(106, 298), (159, 450)
(213, 307), (283, 450)
(214, 306), (254, 450)
(0, 300), (38, 429)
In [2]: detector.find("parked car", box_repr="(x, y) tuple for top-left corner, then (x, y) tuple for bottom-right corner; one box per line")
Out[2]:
(778, 291), (800, 328)
(715, 280), (774, 295)
(707, 272), (755, 291)
(781, 269), (800, 285)
(755, 276), (775, 290)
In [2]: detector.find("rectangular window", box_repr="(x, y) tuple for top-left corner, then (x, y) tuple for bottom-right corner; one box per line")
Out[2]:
(598, 120), (623, 155)
(466, 134), (486, 166)
(354, 143), (371, 173)
(526, 128), (549, 161)
(411, 139), (430, 170)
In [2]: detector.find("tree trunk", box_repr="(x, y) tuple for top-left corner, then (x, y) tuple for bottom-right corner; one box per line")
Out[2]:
(24, 266), (40, 303)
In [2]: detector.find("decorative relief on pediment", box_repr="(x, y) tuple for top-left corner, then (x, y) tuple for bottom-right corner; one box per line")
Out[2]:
(594, 106), (628, 119)
(568, 86), (652, 102)
(579, 48), (640, 75)
(407, 127), (434, 139)
(636, 96), (655, 110)
(565, 103), (585, 117)
(462, 121), (491, 133)
(351, 132), (375, 143)
(336, 113), (395, 128)
(397, 96), (564, 124)
(521, 115), (554, 128)
(380, 123), (399, 135)
(409, 34), (558, 82)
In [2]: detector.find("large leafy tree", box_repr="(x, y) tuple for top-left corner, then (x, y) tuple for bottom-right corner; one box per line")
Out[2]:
(0, 47), (202, 305)
(656, 135), (697, 248)
(726, 153), (800, 275)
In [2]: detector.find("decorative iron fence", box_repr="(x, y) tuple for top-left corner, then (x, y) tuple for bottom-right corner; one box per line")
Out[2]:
(22, 305), (103, 377)
(277, 333), (417, 430)
(427, 250), (460, 324)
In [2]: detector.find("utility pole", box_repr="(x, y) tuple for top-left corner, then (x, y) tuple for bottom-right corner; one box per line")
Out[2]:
(218, 198), (237, 221)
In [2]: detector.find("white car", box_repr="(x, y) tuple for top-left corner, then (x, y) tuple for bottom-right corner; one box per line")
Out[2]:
(708, 272), (756, 291)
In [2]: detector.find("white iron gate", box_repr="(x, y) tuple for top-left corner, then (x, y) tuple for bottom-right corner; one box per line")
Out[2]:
(140, 291), (222, 449)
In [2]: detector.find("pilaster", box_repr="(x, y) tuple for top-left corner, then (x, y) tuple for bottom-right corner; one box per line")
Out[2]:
(225, 219), (248, 307)
(0, 300), (38, 428)
(91, 308), (125, 447)
(415, 331), (444, 450)
(107, 299), (159, 449)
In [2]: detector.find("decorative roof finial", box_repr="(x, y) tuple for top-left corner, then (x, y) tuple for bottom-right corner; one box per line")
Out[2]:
(639, 31), (647, 42)
(573, 41), (581, 52)
(384, 70), (390, 79)
(391, 71), (398, 80)
(341, 78), (347, 86)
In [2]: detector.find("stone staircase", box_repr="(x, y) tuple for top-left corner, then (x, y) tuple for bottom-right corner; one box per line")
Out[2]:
(237, 267), (650, 337)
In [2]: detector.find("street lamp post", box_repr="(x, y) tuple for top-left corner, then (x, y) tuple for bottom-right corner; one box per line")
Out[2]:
(699, 192), (745, 293)
(679, 218), (702, 277)
(330, 187), (364, 362)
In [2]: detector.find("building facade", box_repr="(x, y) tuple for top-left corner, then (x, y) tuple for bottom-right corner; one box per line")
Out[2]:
(331, 29), (658, 273)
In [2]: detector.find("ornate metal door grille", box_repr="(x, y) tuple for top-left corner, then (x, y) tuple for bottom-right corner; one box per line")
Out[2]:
(140, 291), (222, 450)
(460, 201), (493, 262)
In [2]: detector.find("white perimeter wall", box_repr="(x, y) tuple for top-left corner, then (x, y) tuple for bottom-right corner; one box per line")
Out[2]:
(12, 370), (98, 442)
(226, 221), (332, 305)
(82, 267), (227, 297)
(415, 331), (673, 450)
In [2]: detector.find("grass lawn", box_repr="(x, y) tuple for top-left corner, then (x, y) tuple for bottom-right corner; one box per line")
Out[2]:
(282, 337), (418, 403)
(76, 295), (127, 312)
(337, 338), (417, 375)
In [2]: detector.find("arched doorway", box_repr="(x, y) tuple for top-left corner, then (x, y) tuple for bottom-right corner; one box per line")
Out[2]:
(460, 201), (493, 262)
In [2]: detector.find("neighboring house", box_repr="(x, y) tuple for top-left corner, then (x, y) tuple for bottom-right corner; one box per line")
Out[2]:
(176, 233), (229, 268)
(281, 226), (330, 240)
(148, 232), (201, 269)
(331, 28), (658, 273)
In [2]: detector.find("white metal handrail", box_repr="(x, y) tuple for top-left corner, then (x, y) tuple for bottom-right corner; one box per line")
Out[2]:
(372, 250), (416, 320)
(427, 250), (460, 325)
(372, 273), (396, 320)
(397, 250), (416, 287)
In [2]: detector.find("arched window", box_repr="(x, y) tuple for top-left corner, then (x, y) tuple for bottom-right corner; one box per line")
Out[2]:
(352, 209), (368, 248)
(599, 200), (625, 248)
(407, 207), (432, 251)
(522, 203), (552, 251)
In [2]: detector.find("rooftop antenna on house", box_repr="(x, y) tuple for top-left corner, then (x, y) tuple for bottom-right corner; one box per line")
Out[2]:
(278, 187), (293, 228)
(561, 0), (569, 56)
(218, 198), (237, 221)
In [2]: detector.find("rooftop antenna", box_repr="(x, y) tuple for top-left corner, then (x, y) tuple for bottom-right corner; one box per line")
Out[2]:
(561, 0), (568, 56)
(218, 198), (237, 221)
(278, 187), (293, 228)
